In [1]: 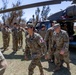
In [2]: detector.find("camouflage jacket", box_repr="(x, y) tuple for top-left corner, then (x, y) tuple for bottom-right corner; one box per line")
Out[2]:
(52, 29), (69, 51)
(44, 27), (54, 51)
(18, 27), (23, 37)
(25, 32), (46, 58)
(2, 28), (10, 38)
(38, 29), (46, 39)
(12, 27), (19, 38)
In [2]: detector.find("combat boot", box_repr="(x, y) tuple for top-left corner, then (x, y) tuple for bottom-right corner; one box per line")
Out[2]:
(66, 63), (70, 70)
(40, 73), (44, 75)
(53, 66), (61, 72)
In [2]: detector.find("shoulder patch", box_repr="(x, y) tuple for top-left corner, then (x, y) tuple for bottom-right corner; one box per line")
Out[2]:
(39, 38), (44, 43)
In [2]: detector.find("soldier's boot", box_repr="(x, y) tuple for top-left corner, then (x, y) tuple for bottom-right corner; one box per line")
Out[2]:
(40, 73), (44, 75)
(53, 66), (61, 72)
(28, 70), (34, 75)
(40, 71), (44, 75)
(2, 47), (7, 53)
(39, 68), (44, 75)
(24, 56), (28, 60)
(28, 73), (33, 75)
(60, 60), (64, 67)
(0, 69), (5, 75)
(53, 63), (61, 72)
(66, 62), (70, 70)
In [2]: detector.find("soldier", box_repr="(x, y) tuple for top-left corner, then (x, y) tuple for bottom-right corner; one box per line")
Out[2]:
(38, 24), (46, 39)
(1, 25), (10, 52)
(45, 21), (57, 62)
(0, 51), (7, 75)
(12, 23), (19, 52)
(52, 23), (70, 71)
(18, 25), (23, 48)
(24, 23), (46, 75)
(5, 26), (11, 48)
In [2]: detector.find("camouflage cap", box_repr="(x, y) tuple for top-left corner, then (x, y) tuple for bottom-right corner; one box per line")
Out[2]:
(14, 22), (17, 25)
(14, 22), (19, 26)
(25, 23), (34, 29)
(5, 25), (9, 28)
(42, 24), (45, 27)
(53, 20), (57, 24)
(53, 23), (60, 29)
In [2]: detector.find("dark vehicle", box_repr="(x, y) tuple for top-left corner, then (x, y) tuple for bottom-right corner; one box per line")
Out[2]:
(36, 5), (76, 48)
(36, 20), (51, 30)
(48, 4), (76, 48)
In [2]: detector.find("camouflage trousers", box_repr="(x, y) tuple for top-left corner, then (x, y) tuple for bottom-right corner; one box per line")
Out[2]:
(54, 50), (69, 67)
(3, 37), (9, 50)
(12, 38), (18, 51)
(48, 48), (55, 60)
(7, 35), (10, 47)
(28, 58), (44, 75)
(18, 36), (23, 47)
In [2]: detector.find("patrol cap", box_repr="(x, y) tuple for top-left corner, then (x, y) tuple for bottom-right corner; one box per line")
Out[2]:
(14, 22), (17, 25)
(14, 22), (19, 26)
(41, 24), (45, 28)
(52, 20), (57, 24)
(25, 23), (34, 29)
(53, 23), (60, 29)
(5, 25), (9, 28)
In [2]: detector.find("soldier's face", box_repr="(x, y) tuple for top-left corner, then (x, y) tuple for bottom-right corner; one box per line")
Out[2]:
(52, 23), (55, 27)
(27, 27), (33, 33)
(41, 27), (45, 30)
(55, 26), (61, 33)
(14, 25), (16, 27)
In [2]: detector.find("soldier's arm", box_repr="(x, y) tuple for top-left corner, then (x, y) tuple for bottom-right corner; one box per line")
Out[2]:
(46, 34), (55, 55)
(20, 27), (25, 32)
(44, 29), (50, 51)
(62, 32), (69, 51)
(24, 38), (30, 58)
(37, 34), (47, 55)
(44, 29), (50, 42)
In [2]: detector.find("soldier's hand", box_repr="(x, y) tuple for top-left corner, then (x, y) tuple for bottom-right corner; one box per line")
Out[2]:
(45, 54), (49, 60)
(24, 56), (28, 60)
(60, 50), (65, 55)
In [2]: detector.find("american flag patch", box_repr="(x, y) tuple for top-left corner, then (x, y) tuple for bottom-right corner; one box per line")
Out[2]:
(39, 38), (44, 43)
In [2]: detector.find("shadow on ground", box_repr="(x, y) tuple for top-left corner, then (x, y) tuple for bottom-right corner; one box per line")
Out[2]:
(4, 54), (24, 59)
(43, 62), (71, 75)
(70, 48), (76, 65)
(52, 67), (71, 75)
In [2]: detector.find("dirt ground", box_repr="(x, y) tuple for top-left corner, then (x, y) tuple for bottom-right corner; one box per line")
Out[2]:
(0, 33), (76, 75)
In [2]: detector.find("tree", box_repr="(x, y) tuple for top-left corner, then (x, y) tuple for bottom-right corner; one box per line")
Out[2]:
(41, 6), (50, 21)
(35, 7), (40, 23)
(34, 6), (50, 24)
(6, 0), (24, 25)
(1, 0), (25, 26)
(1, 0), (8, 24)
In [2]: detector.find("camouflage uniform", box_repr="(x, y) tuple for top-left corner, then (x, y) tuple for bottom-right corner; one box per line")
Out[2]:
(52, 30), (69, 68)
(38, 24), (46, 39)
(25, 30), (28, 37)
(2, 26), (10, 51)
(38, 29), (46, 39)
(12, 27), (19, 51)
(44, 27), (55, 60)
(18, 27), (23, 48)
(25, 32), (46, 75)
(0, 51), (6, 75)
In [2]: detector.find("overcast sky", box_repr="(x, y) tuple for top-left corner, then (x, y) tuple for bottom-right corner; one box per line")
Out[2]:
(0, 0), (72, 21)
